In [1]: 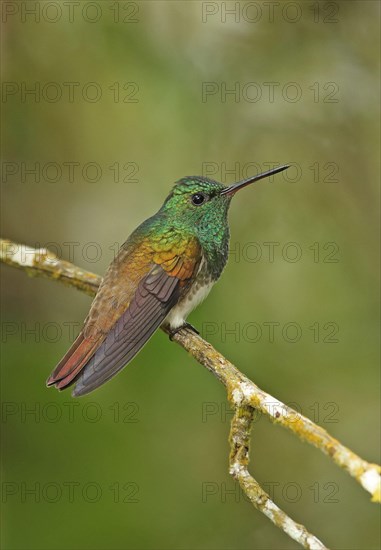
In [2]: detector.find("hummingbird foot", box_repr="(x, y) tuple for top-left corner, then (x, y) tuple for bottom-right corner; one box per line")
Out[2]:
(168, 322), (200, 341)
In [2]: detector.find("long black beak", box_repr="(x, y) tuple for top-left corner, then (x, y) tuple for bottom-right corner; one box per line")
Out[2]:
(220, 164), (289, 196)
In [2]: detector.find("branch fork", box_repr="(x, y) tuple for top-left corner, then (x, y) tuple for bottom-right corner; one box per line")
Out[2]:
(1, 238), (379, 549)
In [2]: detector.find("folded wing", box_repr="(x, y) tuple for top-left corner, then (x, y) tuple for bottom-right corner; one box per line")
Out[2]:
(72, 266), (180, 396)
(47, 234), (201, 396)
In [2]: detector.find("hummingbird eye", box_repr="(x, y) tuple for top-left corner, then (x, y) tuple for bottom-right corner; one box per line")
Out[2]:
(191, 192), (206, 206)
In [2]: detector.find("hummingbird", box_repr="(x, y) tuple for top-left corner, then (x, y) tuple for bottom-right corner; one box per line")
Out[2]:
(47, 165), (289, 397)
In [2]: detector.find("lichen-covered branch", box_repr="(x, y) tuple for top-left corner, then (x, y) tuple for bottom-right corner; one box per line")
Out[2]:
(0, 238), (100, 296)
(2, 238), (380, 548)
(165, 325), (380, 504)
(229, 405), (327, 549)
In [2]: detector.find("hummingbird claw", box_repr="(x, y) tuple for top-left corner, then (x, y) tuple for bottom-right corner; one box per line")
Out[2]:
(168, 322), (200, 340)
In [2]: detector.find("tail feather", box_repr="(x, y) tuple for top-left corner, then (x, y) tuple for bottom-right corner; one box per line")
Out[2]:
(46, 332), (102, 390)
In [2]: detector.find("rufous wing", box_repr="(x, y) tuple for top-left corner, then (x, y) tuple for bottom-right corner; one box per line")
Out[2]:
(47, 235), (201, 396)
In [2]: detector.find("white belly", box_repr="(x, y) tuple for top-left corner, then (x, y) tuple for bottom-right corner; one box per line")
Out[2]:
(164, 281), (214, 330)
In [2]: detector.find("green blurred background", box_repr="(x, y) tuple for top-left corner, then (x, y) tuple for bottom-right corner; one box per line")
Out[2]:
(1, 1), (380, 549)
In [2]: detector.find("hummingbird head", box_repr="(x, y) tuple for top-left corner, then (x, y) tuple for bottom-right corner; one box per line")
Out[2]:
(160, 165), (289, 234)
(160, 176), (230, 231)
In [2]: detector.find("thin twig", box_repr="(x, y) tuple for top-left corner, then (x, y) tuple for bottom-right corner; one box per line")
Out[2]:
(2, 238), (380, 548)
(162, 325), (381, 504)
(229, 405), (327, 549)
